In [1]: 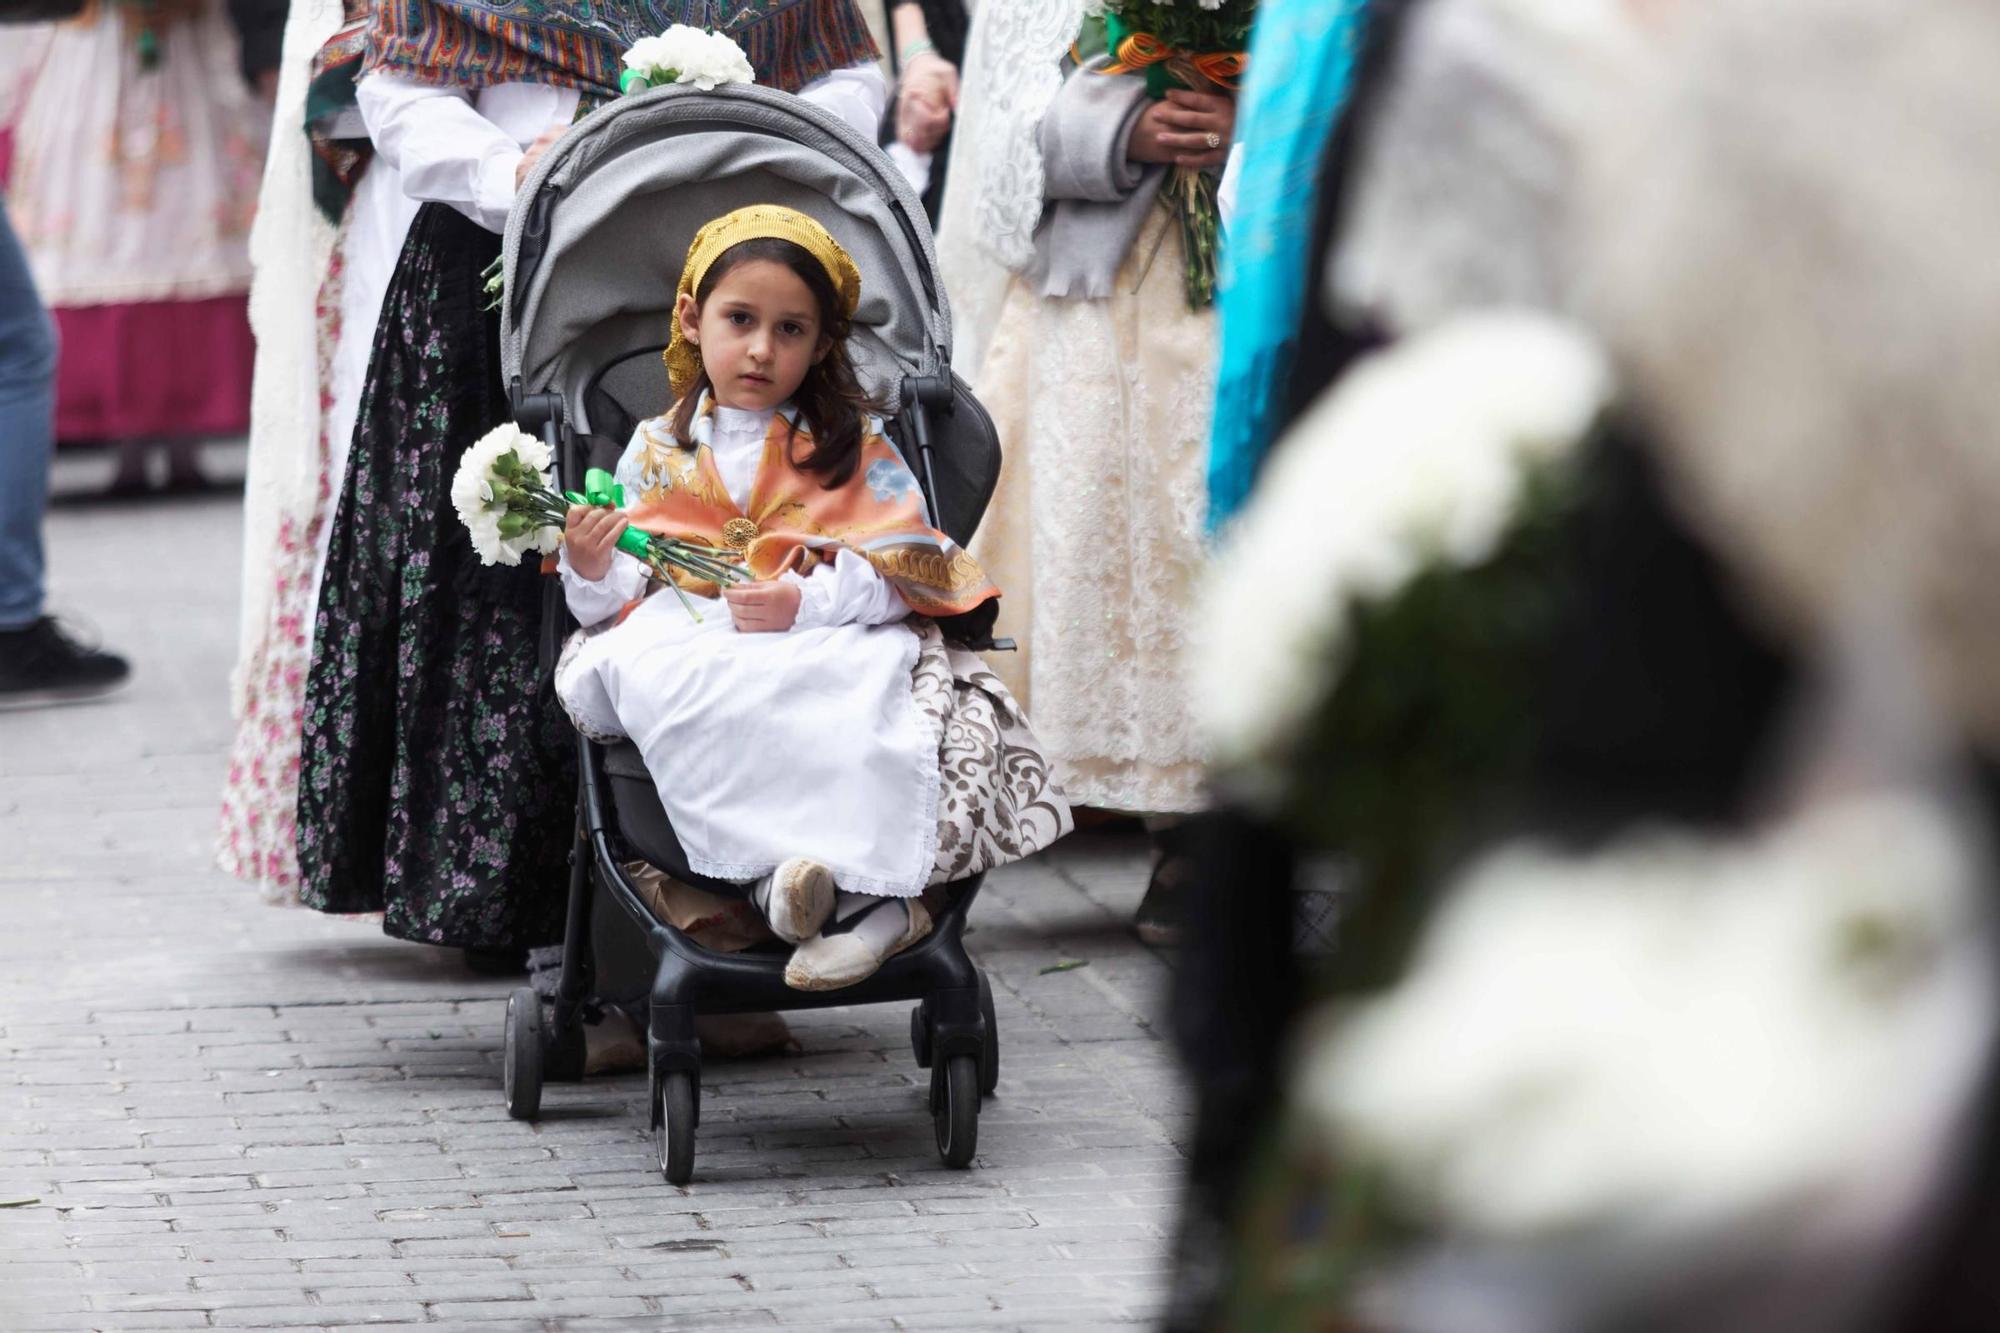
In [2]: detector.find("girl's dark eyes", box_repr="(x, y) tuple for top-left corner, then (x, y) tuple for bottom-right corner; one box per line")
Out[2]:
(721, 312), (807, 337)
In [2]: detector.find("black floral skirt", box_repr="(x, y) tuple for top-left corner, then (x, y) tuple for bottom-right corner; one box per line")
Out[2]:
(297, 203), (575, 951)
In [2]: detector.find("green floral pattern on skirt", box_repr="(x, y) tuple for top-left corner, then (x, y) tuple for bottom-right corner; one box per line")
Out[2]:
(298, 203), (574, 950)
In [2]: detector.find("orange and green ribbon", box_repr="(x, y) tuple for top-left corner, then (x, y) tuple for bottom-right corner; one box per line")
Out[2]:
(1098, 15), (1246, 96)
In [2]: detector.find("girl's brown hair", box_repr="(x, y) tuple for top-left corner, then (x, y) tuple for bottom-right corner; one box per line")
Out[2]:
(670, 237), (884, 488)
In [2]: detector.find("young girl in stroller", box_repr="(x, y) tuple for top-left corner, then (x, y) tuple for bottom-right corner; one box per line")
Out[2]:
(555, 204), (1067, 991)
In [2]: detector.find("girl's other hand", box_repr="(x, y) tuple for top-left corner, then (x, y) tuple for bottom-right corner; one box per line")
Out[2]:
(564, 504), (628, 582)
(515, 124), (567, 191)
(723, 580), (803, 633)
(1129, 89), (1236, 169)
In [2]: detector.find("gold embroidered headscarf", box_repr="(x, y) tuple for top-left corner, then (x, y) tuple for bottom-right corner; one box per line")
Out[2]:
(662, 204), (864, 399)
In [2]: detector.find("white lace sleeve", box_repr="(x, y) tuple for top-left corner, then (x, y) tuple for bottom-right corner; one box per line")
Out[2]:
(935, 0), (1086, 377)
(232, 0), (345, 712)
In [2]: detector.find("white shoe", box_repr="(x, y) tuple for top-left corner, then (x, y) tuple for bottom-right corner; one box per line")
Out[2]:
(750, 858), (836, 945)
(784, 898), (932, 992)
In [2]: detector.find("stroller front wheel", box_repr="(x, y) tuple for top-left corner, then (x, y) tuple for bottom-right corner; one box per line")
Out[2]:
(932, 1054), (980, 1168)
(504, 986), (545, 1121)
(657, 1070), (698, 1185)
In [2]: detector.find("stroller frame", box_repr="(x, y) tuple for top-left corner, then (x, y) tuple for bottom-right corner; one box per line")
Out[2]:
(499, 381), (1000, 1184)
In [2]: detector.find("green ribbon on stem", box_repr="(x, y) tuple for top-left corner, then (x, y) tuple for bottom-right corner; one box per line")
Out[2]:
(565, 468), (652, 561)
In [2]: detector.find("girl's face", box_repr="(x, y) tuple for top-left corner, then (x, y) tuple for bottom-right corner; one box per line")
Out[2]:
(678, 259), (831, 413)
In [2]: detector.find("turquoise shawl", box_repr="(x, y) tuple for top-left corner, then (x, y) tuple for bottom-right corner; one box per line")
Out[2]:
(1205, 0), (1371, 534)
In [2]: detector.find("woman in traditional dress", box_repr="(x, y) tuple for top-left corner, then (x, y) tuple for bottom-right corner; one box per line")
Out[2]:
(295, 0), (888, 963)
(944, 0), (1234, 939)
(0, 0), (269, 485)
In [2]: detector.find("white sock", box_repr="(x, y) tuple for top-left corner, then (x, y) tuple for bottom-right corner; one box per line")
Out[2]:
(823, 890), (908, 954)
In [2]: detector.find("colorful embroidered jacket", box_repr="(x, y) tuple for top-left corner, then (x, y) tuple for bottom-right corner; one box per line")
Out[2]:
(363, 0), (878, 102)
(614, 399), (1000, 619)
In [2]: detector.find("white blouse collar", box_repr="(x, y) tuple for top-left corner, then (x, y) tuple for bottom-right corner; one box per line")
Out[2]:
(684, 390), (799, 448)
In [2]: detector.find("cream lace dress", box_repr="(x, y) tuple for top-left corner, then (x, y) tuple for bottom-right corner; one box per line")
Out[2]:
(950, 0), (1211, 814)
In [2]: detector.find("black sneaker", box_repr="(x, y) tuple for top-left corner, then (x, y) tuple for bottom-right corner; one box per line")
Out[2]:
(0, 617), (131, 710)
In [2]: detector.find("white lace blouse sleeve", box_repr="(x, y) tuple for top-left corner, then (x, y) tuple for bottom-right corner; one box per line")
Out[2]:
(796, 62), (890, 139)
(786, 549), (910, 630)
(559, 547), (648, 627)
(356, 72), (523, 233)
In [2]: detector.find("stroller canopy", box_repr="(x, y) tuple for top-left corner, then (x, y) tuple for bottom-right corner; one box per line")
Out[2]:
(502, 83), (952, 439)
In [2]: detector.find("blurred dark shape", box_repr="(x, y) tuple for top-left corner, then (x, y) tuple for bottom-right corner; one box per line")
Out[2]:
(226, 0), (290, 86)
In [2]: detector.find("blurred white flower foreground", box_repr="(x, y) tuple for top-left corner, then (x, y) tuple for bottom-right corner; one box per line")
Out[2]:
(1305, 793), (1994, 1248)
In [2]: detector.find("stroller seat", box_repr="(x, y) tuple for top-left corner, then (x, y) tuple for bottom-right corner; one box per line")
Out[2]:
(504, 728), (999, 1184)
(494, 83), (1008, 1184)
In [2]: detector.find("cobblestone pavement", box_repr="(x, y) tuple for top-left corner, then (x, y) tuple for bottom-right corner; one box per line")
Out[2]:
(0, 487), (1187, 1330)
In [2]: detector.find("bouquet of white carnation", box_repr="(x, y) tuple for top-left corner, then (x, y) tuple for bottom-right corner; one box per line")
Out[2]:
(451, 425), (748, 614)
(450, 425), (568, 568)
(619, 25), (756, 95)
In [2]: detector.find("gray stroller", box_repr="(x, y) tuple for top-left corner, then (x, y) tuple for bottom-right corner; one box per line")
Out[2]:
(497, 82), (1006, 1183)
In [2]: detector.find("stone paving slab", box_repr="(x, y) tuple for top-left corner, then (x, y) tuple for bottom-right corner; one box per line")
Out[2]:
(0, 488), (1187, 1329)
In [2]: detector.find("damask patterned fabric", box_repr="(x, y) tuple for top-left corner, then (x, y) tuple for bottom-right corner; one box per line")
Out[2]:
(912, 625), (1075, 885)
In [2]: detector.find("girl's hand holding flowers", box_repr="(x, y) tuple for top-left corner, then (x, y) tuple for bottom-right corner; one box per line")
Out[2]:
(724, 580), (803, 633)
(564, 504), (630, 582)
(1130, 88), (1235, 169)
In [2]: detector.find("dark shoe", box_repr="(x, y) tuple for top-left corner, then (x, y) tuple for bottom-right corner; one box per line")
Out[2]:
(1135, 845), (1192, 948)
(462, 947), (530, 976)
(0, 617), (130, 710)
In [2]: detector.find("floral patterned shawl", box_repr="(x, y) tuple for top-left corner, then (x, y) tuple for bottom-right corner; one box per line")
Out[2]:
(616, 399), (1001, 618)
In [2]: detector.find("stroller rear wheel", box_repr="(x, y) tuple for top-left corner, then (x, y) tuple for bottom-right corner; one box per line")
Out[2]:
(504, 987), (544, 1121)
(932, 1054), (979, 1168)
(657, 1070), (698, 1185)
(977, 973), (999, 1097)
(910, 1001), (932, 1068)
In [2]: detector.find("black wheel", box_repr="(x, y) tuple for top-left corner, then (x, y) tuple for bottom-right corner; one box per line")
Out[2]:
(977, 973), (999, 1097)
(657, 1071), (698, 1185)
(932, 1054), (979, 1168)
(504, 987), (544, 1121)
(546, 1016), (587, 1083)
(910, 1002), (932, 1068)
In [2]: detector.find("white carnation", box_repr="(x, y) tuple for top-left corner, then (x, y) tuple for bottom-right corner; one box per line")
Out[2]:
(623, 24), (755, 91)
(452, 423), (559, 568)
(1299, 793), (1991, 1251)
(1194, 313), (1611, 802)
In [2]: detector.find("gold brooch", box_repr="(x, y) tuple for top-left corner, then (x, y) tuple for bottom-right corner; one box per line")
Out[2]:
(722, 517), (759, 551)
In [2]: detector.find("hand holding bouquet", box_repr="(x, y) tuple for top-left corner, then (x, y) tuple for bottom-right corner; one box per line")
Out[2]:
(452, 425), (747, 616)
(1089, 0), (1255, 308)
